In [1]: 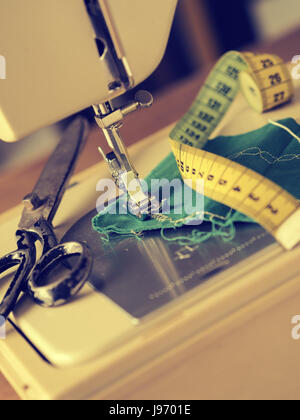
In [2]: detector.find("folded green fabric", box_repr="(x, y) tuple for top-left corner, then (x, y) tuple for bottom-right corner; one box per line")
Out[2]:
(92, 118), (300, 245)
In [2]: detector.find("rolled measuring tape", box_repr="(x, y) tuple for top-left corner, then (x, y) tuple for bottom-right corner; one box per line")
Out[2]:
(169, 51), (300, 250)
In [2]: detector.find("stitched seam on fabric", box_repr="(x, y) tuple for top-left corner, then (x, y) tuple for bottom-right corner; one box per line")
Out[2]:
(227, 146), (300, 164)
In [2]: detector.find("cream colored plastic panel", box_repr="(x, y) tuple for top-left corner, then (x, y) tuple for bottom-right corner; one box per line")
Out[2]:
(104, 0), (178, 86)
(0, 0), (177, 142)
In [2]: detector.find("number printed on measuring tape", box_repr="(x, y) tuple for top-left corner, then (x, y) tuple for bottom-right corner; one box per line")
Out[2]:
(170, 51), (294, 149)
(170, 140), (300, 250)
(169, 52), (299, 249)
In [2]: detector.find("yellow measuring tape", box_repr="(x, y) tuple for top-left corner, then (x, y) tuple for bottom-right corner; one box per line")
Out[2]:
(169, 51), (299, 250)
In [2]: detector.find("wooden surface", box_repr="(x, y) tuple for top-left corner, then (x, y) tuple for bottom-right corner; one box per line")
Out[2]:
(0, 28), (299, 400)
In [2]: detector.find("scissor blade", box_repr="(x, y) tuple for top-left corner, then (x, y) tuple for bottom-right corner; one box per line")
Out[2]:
(21, 117), (89, 226)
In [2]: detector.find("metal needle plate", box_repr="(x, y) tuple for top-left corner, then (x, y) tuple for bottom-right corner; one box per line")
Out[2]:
(62, 211), (275, 318)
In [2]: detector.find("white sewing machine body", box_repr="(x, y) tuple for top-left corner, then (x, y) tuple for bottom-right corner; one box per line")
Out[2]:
(0, 0), (177, 142)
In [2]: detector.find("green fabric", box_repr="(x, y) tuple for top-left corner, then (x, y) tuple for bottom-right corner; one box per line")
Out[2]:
(92, 118), (300, 244)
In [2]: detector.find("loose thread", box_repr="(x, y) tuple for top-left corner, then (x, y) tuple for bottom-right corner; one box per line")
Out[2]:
(269, 119), (300, 143)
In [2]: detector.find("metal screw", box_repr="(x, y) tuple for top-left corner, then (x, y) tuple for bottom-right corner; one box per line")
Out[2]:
(23, 193), (43, 211)
(108, 80), (123, 92)
(134, 90), (153, 108)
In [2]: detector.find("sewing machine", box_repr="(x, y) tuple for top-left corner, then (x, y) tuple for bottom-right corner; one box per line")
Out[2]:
(1, 1), (300, 400)
(0, 0), (178, 214)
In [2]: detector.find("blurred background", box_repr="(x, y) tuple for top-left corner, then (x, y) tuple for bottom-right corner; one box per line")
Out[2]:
(1, 0), (300, 174)
(140, 0), (300, 92)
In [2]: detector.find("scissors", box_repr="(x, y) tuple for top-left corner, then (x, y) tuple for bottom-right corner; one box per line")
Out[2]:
(0, 117), (93, 319)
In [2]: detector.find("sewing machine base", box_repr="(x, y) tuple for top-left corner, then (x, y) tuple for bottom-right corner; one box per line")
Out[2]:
(1, 126), (300, 400)
(63, 210), (274, 318)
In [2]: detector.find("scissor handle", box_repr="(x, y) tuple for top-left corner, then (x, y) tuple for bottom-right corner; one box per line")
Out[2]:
(27, 241), (93, 307)
(0, 231), (36, 319)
